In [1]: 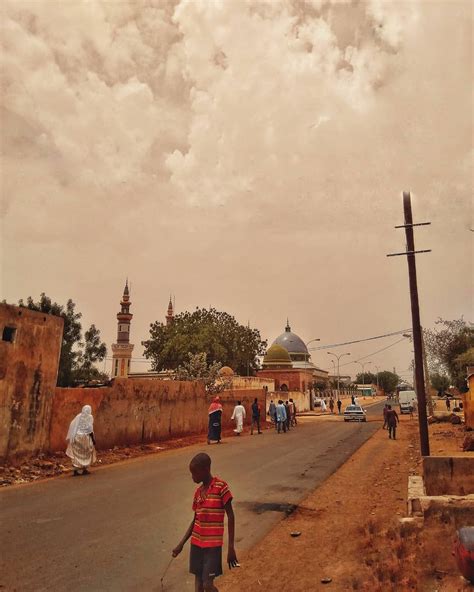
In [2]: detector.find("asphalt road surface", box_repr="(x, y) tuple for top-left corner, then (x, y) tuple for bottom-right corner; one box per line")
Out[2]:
(0, 402), (384, 592)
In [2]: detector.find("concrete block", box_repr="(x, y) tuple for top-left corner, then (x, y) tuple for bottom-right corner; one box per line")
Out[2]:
(408, 475), (426, 516)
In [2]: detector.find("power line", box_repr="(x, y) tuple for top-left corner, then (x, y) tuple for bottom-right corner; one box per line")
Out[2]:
(336, 337), (408, 369)
(308, 328), (412, 351)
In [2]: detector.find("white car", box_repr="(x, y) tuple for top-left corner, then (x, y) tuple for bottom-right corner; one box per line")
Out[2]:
(344, 404), (367, 422)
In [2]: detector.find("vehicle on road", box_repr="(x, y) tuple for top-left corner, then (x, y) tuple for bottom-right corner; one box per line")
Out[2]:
(398, 390), (417, 414)
(343, 404), (367, 422)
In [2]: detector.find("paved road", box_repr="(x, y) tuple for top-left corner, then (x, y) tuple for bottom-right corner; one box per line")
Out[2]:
(0, 403), (384, 592)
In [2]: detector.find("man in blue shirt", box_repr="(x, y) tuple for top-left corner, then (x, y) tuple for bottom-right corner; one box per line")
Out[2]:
(250, 398), (262, 435)
(276, 400), (287, 433)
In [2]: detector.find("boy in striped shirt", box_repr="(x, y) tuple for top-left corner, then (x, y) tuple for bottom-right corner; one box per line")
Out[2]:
(172, 453), (238, 591)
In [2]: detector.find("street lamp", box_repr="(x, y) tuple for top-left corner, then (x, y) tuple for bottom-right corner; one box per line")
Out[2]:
(327, 351), (350, 400)
(356, 361), (372, 396)
(374, 365), (380, 394)
(306, 338), (321, 347)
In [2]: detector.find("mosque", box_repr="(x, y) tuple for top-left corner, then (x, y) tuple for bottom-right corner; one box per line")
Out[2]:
(258, 321), (329, 392)
(110, 281), (329, 392)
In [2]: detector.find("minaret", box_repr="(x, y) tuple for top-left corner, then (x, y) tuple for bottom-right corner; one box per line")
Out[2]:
(166, 296), (174, 326)
(111, 280), (134, 378)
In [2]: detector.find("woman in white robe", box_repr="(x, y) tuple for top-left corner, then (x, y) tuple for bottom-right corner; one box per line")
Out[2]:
(66, 405), (97, 476)
(231, 401), (246, 435)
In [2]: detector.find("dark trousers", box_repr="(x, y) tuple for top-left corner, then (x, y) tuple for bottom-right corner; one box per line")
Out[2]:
(388, 424), (397, 439)
(251, 416), (261, 434)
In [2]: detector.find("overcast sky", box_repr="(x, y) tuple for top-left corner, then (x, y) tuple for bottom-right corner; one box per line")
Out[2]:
(1, 0), (472, 380)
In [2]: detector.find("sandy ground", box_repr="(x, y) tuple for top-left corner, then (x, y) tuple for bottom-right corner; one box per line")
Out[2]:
(219, 415), (473, 592)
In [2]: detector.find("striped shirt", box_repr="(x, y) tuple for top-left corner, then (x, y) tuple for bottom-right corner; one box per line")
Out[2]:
(191, 477), (233, 548)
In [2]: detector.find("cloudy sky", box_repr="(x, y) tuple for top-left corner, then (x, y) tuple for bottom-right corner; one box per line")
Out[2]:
(1, 0), (472, 379)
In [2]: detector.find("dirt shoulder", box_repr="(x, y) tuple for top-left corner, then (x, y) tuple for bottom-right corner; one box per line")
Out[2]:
(220, 415), (473, 592)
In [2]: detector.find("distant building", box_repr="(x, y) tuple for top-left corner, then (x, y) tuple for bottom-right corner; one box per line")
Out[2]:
(111, 281), (134, 378)
(258, 321), (329, 392)
(166, 296), (174, 326)
(355, 384), (376, 397)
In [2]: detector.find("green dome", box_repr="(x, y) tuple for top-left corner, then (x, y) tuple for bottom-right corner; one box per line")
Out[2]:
(263, 344), (292, 368)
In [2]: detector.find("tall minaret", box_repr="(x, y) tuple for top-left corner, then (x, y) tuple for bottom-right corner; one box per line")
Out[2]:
(166, 296), (174, 326)
(111, 280), (134, 378)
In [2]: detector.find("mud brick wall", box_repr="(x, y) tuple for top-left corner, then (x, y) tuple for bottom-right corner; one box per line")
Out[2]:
(0, 304), (63, 461)
(423, 456), (474, 496)
(50, 381), (267, 452)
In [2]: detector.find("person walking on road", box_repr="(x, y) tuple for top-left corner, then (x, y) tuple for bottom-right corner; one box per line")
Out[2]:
(172, 453), (238, 592)
(207, 396), (223, 445)
(337, 399), (342, 415)
(231, 401), (246, 436)
(276, 400), (287, 433)
(289, 398), (297, 426)
(351, 395), (355, 405)
(250, 398), (262, 435)
(268, 400), (277, 429)
(66, 404), (97, 476)
(386, 405), (399, 440)
(382, 404), (389, 429)
(320, 399), (327, 413)
(329, 398), (335, 414)
(445, 397), (451, 411)
(285, 401), (291, 431)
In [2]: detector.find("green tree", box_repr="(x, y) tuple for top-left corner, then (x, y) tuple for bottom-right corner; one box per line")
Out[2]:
(430, 372), (450, 393)
(175, 352), (228, 394)
(143, 307), (267, 375)
(423, 318), (474, 391)
(17, 294), (107, 386)
(355, 372), (376, 385)
(376, 371), (399, 394)
(74, 324), (108, 384)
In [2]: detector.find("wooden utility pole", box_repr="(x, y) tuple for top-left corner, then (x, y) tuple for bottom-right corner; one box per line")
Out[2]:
(387, 192), (431, 456)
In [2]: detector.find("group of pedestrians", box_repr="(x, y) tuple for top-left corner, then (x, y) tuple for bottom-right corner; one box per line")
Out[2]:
(267, 399), (297, 433)
(207, 396), (265, 444)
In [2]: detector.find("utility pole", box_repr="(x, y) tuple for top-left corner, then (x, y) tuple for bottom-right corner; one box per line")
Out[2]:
(387, 191), (431, 456)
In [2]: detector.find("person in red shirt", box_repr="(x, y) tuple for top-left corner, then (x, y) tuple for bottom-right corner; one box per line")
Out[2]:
(172, 453), (238, 591)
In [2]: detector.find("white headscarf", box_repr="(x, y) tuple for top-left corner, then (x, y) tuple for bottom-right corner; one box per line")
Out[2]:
(66, 405), (94, 442)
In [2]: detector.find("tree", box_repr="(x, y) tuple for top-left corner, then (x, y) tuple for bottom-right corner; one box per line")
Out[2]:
(17, 294), (107, 386)
(74, 325), (108, 384)
(376, 371), (399, 394)
(430, 372), (450, 393)
(423, 318), (474, 391)
(175, 352), (227, 394)
(355, 372), (376, 385)
(143, 307), (267, 375)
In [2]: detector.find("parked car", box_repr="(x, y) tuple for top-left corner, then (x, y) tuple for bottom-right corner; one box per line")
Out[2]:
(313, 397), (323, 408)
(344, 404), (367, 422)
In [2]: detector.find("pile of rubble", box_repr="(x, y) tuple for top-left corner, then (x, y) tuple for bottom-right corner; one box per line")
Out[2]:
(428, 411), (463, 425)
(0, 454), (70, 486)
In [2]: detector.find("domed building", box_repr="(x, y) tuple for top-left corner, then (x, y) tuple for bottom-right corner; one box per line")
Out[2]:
(262, 344), (292, 369)
(259, 321), (329, 393)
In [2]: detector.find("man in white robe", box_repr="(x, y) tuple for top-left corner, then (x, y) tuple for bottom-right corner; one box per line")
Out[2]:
(231, 401), (246, 436)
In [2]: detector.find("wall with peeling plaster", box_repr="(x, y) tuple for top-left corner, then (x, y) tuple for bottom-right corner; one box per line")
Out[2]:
(0, 304), (63, 461)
